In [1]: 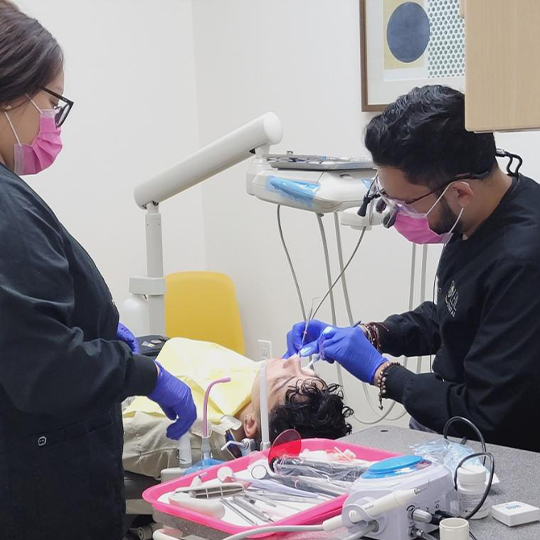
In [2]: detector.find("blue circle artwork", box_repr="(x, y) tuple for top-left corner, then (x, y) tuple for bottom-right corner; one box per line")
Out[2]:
(387, 2), (430, 63)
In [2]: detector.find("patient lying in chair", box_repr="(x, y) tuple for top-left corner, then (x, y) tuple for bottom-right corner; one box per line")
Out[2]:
(123, 338), (353, 478)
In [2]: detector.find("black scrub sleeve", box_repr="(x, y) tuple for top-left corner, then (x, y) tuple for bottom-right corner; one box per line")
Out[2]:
(0, 193), (157, 416)
(374, 301), (441, 357)
(383, 261), (540, 450)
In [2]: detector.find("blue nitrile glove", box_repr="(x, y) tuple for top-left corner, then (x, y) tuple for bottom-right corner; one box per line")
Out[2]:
(300, 326), (386, 384)
(117, 322), (140, 354)
(148, 362), (197, 440)
(283, 319), (331, 358)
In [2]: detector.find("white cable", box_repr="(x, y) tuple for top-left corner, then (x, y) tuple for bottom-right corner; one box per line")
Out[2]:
(222, 524), (324, 540)
(316, 214), (338, 326)
(316, 214), (343, 387)
(277, 205), (307, 321)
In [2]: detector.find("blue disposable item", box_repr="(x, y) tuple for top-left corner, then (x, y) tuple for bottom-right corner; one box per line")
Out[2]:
(117, 322), (140, 353)
(301, 325), (387, 384)
(183, 458), (225, 476)
(267, 176), (319, 208)
(148, 362), (197, 439)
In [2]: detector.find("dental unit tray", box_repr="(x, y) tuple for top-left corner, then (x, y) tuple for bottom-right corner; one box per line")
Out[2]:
(143, 438), (398, 538)
(266, 154), (375, 171)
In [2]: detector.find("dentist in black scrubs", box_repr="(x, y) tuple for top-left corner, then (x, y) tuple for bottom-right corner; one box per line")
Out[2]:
(286, 86), (540, 453)
(0, 3), (196, 539)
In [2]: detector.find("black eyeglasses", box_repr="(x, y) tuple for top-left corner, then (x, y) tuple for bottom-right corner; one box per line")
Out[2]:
(373, 169), (492, 212)
(42, 87), (74, 127)
(398, 170), (493, 206)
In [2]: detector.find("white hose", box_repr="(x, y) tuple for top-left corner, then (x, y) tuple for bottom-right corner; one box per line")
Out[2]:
(332, 214), (400, 425)
(277, 205), (307, 321)
(316, 214), (343, 386)
(222, 524), (324, 540)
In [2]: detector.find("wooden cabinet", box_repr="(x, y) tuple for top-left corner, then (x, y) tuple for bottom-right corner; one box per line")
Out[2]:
(464, 0), (540, 132)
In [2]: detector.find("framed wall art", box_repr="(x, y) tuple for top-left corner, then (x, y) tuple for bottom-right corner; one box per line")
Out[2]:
(360, 0), (465, 111)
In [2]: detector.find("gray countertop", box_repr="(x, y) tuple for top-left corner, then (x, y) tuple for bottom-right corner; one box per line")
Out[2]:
(153, 425), (540, 540)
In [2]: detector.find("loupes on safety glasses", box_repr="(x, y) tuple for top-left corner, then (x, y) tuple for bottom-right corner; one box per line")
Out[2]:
(42, 87), (74, 127)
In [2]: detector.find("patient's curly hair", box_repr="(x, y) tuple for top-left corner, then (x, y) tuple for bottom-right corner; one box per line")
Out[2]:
(268, 379), (353, 442)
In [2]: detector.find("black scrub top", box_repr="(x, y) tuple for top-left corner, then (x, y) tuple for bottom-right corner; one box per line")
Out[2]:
(379, 175), (540, 452)
(0, 163), (157, 540)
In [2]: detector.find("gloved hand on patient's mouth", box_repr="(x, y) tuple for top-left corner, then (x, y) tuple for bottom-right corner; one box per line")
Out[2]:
(116, 322), (140, 354)
(299, 325), (387, 384)
(148, 362), (197, 439)
(283, 319), (330, 358)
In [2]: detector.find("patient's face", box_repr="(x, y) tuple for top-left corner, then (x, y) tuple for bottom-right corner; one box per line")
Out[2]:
(250, 356), (322, 418)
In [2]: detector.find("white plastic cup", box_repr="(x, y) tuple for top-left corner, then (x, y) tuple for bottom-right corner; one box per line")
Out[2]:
(439, 517), (470, 540)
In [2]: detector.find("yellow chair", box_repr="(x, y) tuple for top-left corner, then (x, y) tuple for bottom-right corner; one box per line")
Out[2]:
(164, 271), (245, 355)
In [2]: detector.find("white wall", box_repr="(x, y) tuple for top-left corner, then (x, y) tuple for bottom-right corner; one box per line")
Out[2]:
(16, 0), (206, 313)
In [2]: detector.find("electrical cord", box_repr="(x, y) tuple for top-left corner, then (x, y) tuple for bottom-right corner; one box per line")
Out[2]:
(222, 524), (324, 540)
(443, 416), (487, 463)
(310, 226), (366, 321)
(469, 532), (478, 540)
(277, 205), (307, 321)
(334, 213), (354, 324)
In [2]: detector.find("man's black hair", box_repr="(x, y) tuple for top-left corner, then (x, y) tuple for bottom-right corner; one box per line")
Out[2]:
(364, 85), (497, 189)
(268, 379), (353, 442)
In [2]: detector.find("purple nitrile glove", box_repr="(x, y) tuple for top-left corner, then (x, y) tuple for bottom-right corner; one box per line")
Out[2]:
(300, 325), (386, 384)
(116, 322), (140, 354)
(148, 362), (197, 440)
(283, 319), (331, 359)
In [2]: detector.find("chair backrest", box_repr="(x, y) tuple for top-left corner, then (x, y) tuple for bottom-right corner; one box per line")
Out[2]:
(164, 271), (245, 355)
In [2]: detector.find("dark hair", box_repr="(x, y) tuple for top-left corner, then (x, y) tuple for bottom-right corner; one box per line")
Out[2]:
(0, 1), (63, 104)
(364, 85), (497, 188)
(268, 379), (353, 442)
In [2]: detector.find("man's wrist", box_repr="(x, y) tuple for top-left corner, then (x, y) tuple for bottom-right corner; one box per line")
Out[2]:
(373, 360), (390, 387)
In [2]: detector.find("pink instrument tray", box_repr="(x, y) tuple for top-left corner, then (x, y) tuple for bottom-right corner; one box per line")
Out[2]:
(143, 438), (399, 538)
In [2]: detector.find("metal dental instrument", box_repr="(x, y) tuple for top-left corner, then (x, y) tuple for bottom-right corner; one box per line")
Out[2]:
(246, 490), (317, 505)
(232, 496), (274, 523)
(221, 499), (258, 526)
(244, 492), (299, 511)
(300, 297), (320, 349)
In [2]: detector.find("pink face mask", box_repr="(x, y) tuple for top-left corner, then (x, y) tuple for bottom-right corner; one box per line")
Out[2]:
(394, 212), (453, 244)
(393, 184), (464, 244)
(4, 97), (63, 176)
